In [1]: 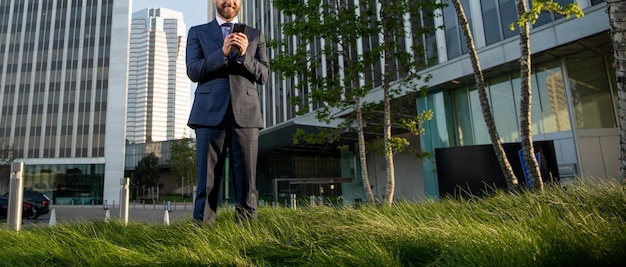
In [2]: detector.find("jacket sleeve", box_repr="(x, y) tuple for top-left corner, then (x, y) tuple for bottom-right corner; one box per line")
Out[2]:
(186, 26), (228, 83)
(239, 30), (270, 85)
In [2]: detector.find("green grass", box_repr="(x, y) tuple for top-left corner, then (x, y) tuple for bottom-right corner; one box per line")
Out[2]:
(1, 179), (625, 266)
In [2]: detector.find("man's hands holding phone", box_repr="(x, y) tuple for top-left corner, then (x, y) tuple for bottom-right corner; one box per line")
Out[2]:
(223, 23), (248, 57)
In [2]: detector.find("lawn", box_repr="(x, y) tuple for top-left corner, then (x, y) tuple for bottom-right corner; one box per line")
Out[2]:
(0, 179), (625, 266)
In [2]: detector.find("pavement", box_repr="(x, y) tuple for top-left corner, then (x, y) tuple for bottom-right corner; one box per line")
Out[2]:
(18, 203), (195, 227)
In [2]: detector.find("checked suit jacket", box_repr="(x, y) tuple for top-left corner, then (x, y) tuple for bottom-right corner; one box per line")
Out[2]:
(186, 20), (269, 129)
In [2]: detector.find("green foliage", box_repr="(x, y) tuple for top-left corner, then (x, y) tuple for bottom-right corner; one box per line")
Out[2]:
(132, 152), (160, 188)
(271, 0), (440, 152)
(0, 141), (16, 184)
(510, 0), (584, 29)
(1, 179), (625, 266)
(167, 138), (197, 187)
(0, 140), (15, 166)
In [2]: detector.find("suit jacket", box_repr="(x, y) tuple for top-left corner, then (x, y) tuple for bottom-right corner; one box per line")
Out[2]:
(186, 20), (269, 129)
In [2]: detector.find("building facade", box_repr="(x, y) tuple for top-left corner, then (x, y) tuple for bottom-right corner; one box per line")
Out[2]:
(0, 0), (131, 205)
(127, 8), (190, 144)
(230, 0), (617, 203)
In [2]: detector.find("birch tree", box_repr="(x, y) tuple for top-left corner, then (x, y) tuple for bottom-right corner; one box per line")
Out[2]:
(513, 0), (582, 191)
(272, 0), (440, 205)
(450, 0), (520, 191)
(606, 0), (626, 184)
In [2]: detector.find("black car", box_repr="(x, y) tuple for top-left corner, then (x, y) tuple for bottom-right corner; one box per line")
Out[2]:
(2, 191), (50, 219)
(0, 196), (35, 219)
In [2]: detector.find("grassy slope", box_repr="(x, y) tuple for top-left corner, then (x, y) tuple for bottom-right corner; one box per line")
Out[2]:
(0, 179), (625, 266)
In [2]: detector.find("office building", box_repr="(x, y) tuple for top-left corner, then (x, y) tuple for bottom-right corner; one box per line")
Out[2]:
(215, 1), (615, 203)
(0, 0), (131, 204)
(127, 8), (190, 144)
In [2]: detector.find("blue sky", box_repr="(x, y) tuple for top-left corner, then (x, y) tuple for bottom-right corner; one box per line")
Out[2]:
(132, 0), (209, 31)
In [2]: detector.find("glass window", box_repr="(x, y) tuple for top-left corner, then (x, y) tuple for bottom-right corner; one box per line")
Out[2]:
(499, 0), (519, 39)
(534, 61), (571, 133)
(566, 51), (617, 129)
(481, 0), (501, 45)
(443, 1), (460, 59)
(452, 86), (474, 145)
(469, 86), (490, 144)
(590, 0), (604, 6)
(488, 76), (519, 142)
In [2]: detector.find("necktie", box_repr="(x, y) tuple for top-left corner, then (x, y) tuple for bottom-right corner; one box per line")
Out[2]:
(221, 23), (232, 39)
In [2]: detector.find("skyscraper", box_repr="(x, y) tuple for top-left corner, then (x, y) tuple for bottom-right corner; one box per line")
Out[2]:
(127, 8), (190, 143)
(0, 0), (131, 204)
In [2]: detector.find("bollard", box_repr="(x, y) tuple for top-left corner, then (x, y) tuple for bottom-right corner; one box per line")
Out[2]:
(48, 208), (57, 227)
(7, 162), (25, 231)
(119, 177), (130, 225)
(290, 194), (296, 209)
(310, 195), (316, 207)
(192, 186), (197, 209)
(103, 199), (109, 210)
(105, 209), (111, 221)
(163, 210), (170, 225)
(166, 201), (172, 212)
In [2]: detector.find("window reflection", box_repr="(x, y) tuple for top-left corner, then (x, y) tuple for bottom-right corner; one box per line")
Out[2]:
(566, 51), (617, 129)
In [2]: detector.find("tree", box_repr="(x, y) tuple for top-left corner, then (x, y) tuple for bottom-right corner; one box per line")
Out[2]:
(132, 152), (160, 198)
(607, 0), (626, 185)
(450, 0), (520, 191)
(272, 0), (440, 205)
(0, 141), (16, 194)
(513, 0), (583, 191)
(167, 138), (197, 196)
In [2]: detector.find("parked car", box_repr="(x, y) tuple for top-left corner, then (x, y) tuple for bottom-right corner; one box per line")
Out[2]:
(0, 196), (35, 219)
(2, 191), (50, 219)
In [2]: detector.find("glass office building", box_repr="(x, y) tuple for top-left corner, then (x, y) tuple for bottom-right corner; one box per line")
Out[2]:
(0, 0), (131, 204)
(216, 1), (616, 202)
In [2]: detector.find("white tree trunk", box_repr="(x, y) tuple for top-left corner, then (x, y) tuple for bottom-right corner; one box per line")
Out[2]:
(607, 0), (626, 183)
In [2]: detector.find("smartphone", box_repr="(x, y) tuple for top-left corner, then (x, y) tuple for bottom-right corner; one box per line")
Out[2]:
(232, 23), (247, 34)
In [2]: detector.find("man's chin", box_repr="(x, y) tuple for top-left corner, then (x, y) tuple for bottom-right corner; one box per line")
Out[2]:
(219, 10), (237, 19)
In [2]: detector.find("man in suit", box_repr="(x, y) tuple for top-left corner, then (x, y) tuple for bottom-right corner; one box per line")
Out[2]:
(186, 0), (269, 225)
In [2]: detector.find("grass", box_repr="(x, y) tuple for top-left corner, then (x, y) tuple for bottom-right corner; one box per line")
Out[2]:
(1, 179), (625, 266)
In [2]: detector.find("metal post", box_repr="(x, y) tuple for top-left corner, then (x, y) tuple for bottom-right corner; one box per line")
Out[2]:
(119, 177), (130, 225)
(7, 162), (25, 231)
(192, 186), (197, 207)
(290, 194), (297, 209)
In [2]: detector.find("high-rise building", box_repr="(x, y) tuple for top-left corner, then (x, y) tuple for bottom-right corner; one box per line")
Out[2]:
(214, 1), (616, 203)
(127, 8), (190, 143)
(0, 0), (131, 204)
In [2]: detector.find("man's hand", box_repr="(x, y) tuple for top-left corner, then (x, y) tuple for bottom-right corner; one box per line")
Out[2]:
(223, 33), (248, 57)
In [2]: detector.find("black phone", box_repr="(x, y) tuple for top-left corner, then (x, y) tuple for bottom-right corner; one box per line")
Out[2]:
(232, 23), (246, 34)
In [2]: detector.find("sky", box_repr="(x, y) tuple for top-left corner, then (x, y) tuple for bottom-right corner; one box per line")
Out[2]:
(132, 0), (209, 31)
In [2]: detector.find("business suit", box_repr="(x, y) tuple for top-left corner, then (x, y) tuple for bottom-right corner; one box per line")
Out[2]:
(186, 19), (269, 224)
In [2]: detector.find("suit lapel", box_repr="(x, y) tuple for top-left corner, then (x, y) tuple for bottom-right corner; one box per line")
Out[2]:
(207, 20), (224, 46)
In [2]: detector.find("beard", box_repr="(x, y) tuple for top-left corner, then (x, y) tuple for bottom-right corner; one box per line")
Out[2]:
(216, 3), (240, 20)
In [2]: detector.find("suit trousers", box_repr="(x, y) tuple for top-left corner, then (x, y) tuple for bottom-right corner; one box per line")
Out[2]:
(193, 106), (259, 224)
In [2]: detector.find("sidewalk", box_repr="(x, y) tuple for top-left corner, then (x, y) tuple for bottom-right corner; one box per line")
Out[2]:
(26, 204), (194, 226)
